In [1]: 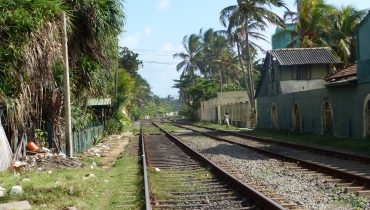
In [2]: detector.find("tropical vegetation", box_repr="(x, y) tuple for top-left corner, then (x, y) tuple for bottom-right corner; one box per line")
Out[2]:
(278, 0), (367, 67)
(173, 0), (367, 120)
(174, 0), (287, 119)
(0, 0), (125, 150)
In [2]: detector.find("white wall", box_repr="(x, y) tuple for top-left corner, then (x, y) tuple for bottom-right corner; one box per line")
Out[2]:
(199, 91), (250, 126)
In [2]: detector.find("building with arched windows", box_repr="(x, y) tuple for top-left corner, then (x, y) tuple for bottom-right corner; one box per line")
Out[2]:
(255, 12), (370, 138)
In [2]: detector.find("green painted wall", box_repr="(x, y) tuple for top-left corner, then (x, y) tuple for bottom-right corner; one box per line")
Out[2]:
(357, 14), (370, 84)
(272, 24), (296, 49)
(257, 84), (370, 138)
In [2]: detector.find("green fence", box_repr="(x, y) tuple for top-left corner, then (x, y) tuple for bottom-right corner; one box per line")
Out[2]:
(72, 125), (104, 154)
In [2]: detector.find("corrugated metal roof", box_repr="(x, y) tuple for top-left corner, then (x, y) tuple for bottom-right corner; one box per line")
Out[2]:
(326, 64), (357, 82)
(87, 98), (112, 107)
(269, 47), (341, 66)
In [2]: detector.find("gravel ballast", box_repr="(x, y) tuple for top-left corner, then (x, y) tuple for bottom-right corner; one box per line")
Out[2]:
(174, 130), (370, 210)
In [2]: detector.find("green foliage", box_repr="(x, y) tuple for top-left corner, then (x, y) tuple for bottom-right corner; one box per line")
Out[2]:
(222, 83), (245, 92)
(174, 76), (219, 119)
(71, 106), (96, 131)
(0, 0), (125, 146)
(107, 109), (132, 134)
(0, 0), (64, 94)
(119, 47), (143, 74)
(278, 0), (366, 67)
(153, 95), (180, 114)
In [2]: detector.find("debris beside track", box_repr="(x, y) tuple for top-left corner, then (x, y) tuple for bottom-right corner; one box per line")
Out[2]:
(11, 150), (83, 172)
(82, 133), (132, 168)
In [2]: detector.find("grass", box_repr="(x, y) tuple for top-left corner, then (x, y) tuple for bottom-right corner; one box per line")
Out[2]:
(148, 167), (213, 201)
(0, 149), (143, 209)
(194, 121), (240, 130)
(142, 126), (161, 135)
(193, 121), (370, 157)
(159, 122), (184, 132)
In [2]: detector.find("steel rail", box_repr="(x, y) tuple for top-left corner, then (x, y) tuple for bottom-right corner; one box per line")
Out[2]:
(152, 122), (286, 210)
(186, 122), (370, 164)
(140, 128), (151, 210)
(173, 123), (370, 186)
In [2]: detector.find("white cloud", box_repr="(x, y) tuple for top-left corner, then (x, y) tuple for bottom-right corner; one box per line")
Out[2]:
(158, 0), (170, 10)
(144, 26), (152, 37)
(119, 33), (141, 49)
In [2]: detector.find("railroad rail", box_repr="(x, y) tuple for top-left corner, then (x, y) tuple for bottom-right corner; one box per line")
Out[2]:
(185, 122), (370, 164)
(140, 121), (296, 210)
(170, 121), (370, 198)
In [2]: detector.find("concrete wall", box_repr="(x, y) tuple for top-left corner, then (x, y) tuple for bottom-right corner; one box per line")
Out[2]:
(358, 15), (370, 62)
(199, 91), (251, 127)
(280, 80), (327, 93)
(259, 64), (334, 98)
(257, 83), (370, 138)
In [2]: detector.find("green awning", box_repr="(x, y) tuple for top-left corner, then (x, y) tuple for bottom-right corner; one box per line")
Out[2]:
(87, 98), (112, 107)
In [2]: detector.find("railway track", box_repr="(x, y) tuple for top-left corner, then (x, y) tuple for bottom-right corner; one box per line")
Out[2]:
(169, 121), (370, 198)
(140, 121), (300, 210)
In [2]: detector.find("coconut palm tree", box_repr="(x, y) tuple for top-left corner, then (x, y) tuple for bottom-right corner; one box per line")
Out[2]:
(330, 5), (367, 66)
(173, 34), (201, 77)
(220, 0), (286, 109)
(218, 21), (268, 89)
(279, 1), (365, 66)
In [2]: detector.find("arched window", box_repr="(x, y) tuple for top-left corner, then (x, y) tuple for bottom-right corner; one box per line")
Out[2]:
(322, 101), (333, 134)
(271, 104), (278, 129)
(366, 101), (370, 137)
(292, 104), (301, 132)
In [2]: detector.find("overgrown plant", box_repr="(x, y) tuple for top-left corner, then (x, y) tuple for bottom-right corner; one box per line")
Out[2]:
(0, 0), (124, 149)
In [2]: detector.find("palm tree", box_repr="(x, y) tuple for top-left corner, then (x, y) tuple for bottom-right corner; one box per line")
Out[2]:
(199, 28), (239, 81)
(173, 34), (201, 77)
(278, 0), (334, 48)
(220, 0), (286, 110)
(279, 1), (365, 66)
(218, 21), (267, 89)
(330, 5), (366, 66)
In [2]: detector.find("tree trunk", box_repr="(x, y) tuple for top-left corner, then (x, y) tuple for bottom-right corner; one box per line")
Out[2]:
(244, 15), (257, 128)
(237, 41), (248, 89)
(244, 19), (255, 109)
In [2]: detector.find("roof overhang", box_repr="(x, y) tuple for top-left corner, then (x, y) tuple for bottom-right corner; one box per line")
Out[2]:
(87, 98), (112, 107)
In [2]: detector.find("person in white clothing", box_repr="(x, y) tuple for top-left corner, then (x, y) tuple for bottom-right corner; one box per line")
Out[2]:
(224, 112), (230, 130)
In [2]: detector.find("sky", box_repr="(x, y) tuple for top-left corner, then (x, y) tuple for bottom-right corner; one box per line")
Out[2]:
(119, 0), (370, 98)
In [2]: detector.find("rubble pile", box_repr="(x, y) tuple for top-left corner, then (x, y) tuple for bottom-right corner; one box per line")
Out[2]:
(13, 149), (83, 171)
(84, 143), (110, 157)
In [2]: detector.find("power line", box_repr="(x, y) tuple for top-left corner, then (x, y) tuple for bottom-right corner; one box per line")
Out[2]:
(132, 48), (184, 53)
(142, 60), (178, 65)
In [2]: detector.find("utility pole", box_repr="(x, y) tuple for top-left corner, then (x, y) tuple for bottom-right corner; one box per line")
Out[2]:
(62, 12), (73, 157)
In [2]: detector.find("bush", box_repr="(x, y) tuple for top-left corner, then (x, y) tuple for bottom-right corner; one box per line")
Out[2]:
(107, 111), (132, 134)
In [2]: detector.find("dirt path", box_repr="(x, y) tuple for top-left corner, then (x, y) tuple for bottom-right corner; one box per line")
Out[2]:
(83, 132), (134, 168)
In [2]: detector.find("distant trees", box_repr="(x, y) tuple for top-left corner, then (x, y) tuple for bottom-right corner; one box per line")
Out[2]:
(174, 0), (286, 119)
(173, 0), (367, 120)
(173, 28), (245, 119)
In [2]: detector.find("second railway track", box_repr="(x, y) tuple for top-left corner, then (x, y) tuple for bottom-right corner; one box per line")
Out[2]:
(171, 122), (370, 196)
(140, 121), (300, 209)
(154, 120), (370, 209)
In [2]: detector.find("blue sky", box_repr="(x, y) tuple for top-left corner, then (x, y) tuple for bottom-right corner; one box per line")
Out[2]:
(119, 0), (370, 98)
